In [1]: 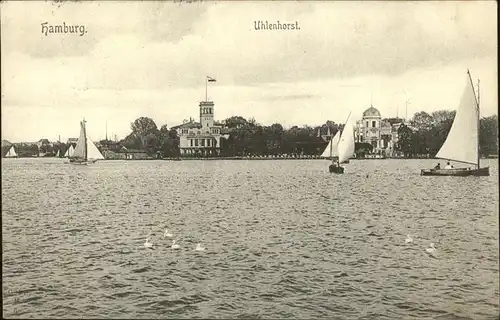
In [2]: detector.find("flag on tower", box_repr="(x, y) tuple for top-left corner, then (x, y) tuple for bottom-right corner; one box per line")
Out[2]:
(207, 76), (217, 82)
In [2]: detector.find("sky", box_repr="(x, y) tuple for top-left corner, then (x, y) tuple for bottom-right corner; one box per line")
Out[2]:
(1, 1), (497, 142)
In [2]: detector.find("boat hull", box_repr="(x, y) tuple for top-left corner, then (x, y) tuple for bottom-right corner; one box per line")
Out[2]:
(420, 167), (489, 176)
(69, 159), (97, 165)
(329, 164), (344, 174)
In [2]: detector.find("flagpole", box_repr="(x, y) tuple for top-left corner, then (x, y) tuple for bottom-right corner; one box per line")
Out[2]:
(205, 76), (208, 102)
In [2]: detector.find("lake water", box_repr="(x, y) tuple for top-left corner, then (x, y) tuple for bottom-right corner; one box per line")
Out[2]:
(2, 158), (499, 319)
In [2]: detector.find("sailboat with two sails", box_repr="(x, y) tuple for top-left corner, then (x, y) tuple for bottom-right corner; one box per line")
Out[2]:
(4, 145), (18, 158)
(321, 129), (341, 159)
(328, 112), (356, 174)
(420, 70), (489, 177)
(64, 145), (75, 157)
(69, 119), (105, 165)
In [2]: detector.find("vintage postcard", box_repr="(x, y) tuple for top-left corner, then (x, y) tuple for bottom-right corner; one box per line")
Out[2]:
(1, 1), (498, 319)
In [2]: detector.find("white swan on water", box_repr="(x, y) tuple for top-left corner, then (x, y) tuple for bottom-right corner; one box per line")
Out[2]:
(195, 243), (206, 251)
(164, 229), (173, 238)
(171, 240), (180, 249)
(426, 243), (436, 254)
(144, 238), (153, 249)
(405, 235), (413, 243)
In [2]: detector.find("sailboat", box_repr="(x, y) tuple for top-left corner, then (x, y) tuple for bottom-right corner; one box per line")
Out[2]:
(321, 131), (350, 164)
(55, 149), (60, 157)
(329, 112), (355, 174)
(421, 70), (489, 177)
(321, 131), (340, 158)
(4, 145), (18, 158)
(64, 145), (75, 157)
(69, 119), (105, 165)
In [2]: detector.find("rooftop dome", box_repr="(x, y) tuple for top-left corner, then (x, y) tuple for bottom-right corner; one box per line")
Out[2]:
(363, 105), (381, 118)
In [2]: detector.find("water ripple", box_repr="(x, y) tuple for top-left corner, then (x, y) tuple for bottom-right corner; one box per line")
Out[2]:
(2, 158), (499, 319)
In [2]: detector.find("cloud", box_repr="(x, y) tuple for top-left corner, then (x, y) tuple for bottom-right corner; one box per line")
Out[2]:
(2, 1), (496, 89)
(1, 1), (207, 58)
(1, 1), (497, 142)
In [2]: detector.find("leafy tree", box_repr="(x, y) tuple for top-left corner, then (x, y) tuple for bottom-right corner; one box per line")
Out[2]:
(410, 111), (433, 131)
(153, 124), (180, 157)
(121, 132), (142, 150)
(480, 115), (499, 156)
(431, 110), (456, 125)
(130, 117), (159, 148)
(224, 116), (249, 129)
(397, 124), (413, 157)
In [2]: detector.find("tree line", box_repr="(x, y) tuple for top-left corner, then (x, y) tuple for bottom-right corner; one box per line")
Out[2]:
(5, 110), (498, 158)
(110, 111), (499, 158)
(397, 111), (498, 158)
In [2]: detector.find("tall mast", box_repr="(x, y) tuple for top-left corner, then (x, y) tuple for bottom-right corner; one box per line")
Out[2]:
(205, 76), (208, 102)
(405, 100), (408, 122)
(105, 121), (108, 141)
(329, 128), (333, 161)
(467, 70), (480, 169)
(83, 119), (88, 161)
(477, 79), (480, 169)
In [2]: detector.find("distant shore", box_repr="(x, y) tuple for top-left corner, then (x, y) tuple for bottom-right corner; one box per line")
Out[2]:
(5, 155), (497, 161)
(159, 155), (498, 161)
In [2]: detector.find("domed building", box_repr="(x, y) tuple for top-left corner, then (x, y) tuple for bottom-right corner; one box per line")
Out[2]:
(355, 105), (403, 156)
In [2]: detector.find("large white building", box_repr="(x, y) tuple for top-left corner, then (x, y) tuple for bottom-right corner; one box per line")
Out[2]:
(355, 105), (404, 155)
(172, 101), (225, 156)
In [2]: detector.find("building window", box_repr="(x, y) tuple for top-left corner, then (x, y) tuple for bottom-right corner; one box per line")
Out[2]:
(372, 121), (376, 128)
(190, 139), (193, 147)
(195, 139), (199, 147)
(366, 121), (369, 128)
(207, 139), (211, 147)
(201, 139), (205, 147)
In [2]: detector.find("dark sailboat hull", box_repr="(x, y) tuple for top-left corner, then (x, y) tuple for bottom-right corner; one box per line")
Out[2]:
(69, 158), (97, 165)
(329, 164), (344, 174)
(420, 167), (489, 176)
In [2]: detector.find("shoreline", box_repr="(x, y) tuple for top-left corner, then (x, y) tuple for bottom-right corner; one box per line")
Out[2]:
(4, 155), (497, 161)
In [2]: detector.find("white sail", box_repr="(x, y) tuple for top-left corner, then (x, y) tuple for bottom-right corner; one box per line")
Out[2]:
(5, 146), (17, 157)
(72, 121), (87, 159)
(87, 137), (104, 160)
(338, 117), (355, 164)
(435, 72), (479, 165)
(65, 145), (75, 157)
(321, 132), (340, 158)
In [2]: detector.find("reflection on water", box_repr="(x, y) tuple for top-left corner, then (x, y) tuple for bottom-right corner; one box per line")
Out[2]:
(2, 158), (499, 319)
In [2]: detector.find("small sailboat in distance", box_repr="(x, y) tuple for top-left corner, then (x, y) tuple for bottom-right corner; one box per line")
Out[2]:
(69, 119), (105, 165)
(64, 145), (75, 158)
(4, 145), (18, 158)
(329, 112), (355, 174)
(421, 70), (489, 176)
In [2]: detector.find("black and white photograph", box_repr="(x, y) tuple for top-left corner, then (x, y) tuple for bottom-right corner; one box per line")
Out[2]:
(1, 1), (498, 319)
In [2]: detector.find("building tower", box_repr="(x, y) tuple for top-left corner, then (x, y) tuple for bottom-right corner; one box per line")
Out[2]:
(199, 101), (215, 134)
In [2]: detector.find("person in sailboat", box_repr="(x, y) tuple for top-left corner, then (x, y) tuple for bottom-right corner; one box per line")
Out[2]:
(329, 160), (337, 171)
(434, 163), (441, 170)
(444, 161), (452, 169)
